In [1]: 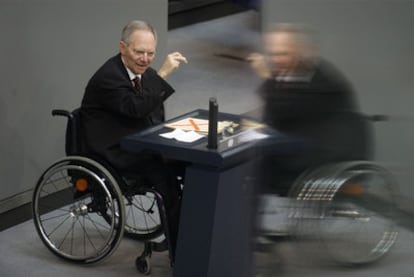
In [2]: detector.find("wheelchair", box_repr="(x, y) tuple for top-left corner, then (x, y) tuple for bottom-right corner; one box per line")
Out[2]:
(257, 114), (399, 267)
(32, 109), (174, 274)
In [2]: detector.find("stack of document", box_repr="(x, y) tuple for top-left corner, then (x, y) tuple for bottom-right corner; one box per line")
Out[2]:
(159, 128), (204, 143)
(164, 117), (235, 134)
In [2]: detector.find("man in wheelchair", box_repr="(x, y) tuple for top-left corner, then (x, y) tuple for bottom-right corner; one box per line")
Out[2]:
(244, 23), (399, 268)
(80, 20), (188, 258)
(248, 23), (372, 196)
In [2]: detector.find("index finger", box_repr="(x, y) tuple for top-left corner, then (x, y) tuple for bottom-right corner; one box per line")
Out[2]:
(174, 54), (188, 64)
(246, 52), (262, 62)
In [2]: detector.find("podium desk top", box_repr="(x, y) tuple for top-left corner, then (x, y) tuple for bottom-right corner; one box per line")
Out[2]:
(121, 109), (289, 168)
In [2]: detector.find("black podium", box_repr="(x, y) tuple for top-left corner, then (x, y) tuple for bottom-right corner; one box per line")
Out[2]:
(121, 109), (278, 277)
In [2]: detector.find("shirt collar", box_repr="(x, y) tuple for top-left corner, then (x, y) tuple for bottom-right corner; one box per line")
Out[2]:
(121, 56), (141, 81)
(275, 73), (313, 83)
(275, 60), (318, 82)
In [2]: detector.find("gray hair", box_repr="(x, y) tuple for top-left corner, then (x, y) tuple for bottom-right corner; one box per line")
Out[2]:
(265, 23), (316, 48)
(121, 20), (157, 44)
(265, 22), (319, 63)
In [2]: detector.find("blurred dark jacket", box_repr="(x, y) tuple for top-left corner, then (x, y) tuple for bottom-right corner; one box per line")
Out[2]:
(257, 60), (373, 194)
(258, 59), (372, 165)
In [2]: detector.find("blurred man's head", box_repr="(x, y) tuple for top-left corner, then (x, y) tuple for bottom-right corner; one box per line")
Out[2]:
(119, 20), (157, 75)
(263, 23), (317, 77)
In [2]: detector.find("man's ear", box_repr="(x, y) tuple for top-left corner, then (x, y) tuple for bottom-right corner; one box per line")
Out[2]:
(119, 41), (126, 54)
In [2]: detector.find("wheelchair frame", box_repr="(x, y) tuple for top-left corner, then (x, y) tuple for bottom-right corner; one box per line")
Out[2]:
(32, 109), (173, 274)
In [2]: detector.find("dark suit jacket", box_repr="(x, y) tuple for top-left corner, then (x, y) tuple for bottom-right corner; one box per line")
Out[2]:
(258, 59), (372, 163)
(80, 53), (175, 157)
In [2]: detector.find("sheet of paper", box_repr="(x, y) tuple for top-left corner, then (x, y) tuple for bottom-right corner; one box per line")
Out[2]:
(165, 118), (209, 133)
(164, 117), (236, 134)
(159, 128), (205, 143)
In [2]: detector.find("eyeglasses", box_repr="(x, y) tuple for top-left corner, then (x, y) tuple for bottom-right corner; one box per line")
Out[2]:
(131, 49), (156, 58)
(122, 42), (155, 58)
(123, 42), (155, 58)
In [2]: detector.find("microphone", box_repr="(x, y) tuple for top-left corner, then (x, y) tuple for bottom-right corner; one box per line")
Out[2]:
(207, 97), (218, 149)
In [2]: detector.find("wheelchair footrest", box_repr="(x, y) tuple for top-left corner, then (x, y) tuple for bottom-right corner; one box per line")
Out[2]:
(149, 239), (169, 252)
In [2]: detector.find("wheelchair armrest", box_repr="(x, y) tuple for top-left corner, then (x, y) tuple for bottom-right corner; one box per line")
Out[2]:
(368, 114), (389, 122)
(52, 109), (72, 118)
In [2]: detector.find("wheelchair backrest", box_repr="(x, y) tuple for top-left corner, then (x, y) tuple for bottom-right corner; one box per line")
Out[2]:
(52, 108), (83, 155)
(316, 111), (386, 161)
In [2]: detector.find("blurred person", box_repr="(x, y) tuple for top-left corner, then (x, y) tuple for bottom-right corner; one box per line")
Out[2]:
(80, 20), (187, 258)
(247, 23), (372, 196)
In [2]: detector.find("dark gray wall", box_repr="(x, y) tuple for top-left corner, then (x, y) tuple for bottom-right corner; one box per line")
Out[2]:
(0, 0), (169, 212)
(262, 0), (414, 209)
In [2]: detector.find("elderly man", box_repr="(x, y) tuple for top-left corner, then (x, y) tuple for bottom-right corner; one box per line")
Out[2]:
(248, 23), (371, 196)
(80, 20), (187, 257)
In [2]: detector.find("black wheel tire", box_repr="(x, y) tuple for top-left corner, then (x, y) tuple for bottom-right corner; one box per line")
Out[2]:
(136, 256), (151, 275)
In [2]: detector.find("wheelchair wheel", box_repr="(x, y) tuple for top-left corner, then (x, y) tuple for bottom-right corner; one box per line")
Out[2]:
(290, 161), (399, 265)
(123, 190), (164, 241)
(32, 156), (125, 264)
(136, 255), (151, 275)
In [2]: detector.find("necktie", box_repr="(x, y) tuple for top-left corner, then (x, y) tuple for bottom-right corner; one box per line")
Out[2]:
(133, 76), (142, 94)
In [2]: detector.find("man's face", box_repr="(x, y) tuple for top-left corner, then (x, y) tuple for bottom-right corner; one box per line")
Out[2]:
(119, 30), (156, 75)
(263, 31), (301, 77)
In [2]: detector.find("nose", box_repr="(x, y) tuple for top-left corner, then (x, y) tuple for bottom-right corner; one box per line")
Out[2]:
(139, 53), (149, 63)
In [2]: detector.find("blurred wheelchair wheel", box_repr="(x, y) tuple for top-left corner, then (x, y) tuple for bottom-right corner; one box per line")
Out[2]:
(289, 161), (399, 266)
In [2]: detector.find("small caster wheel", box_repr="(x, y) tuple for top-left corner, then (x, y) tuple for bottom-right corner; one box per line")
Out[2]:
(136, 255), (151, 275)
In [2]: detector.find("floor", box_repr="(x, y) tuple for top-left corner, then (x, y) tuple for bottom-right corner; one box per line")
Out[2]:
(1, 218), (414, 277)
(1, 10), (414, 277)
